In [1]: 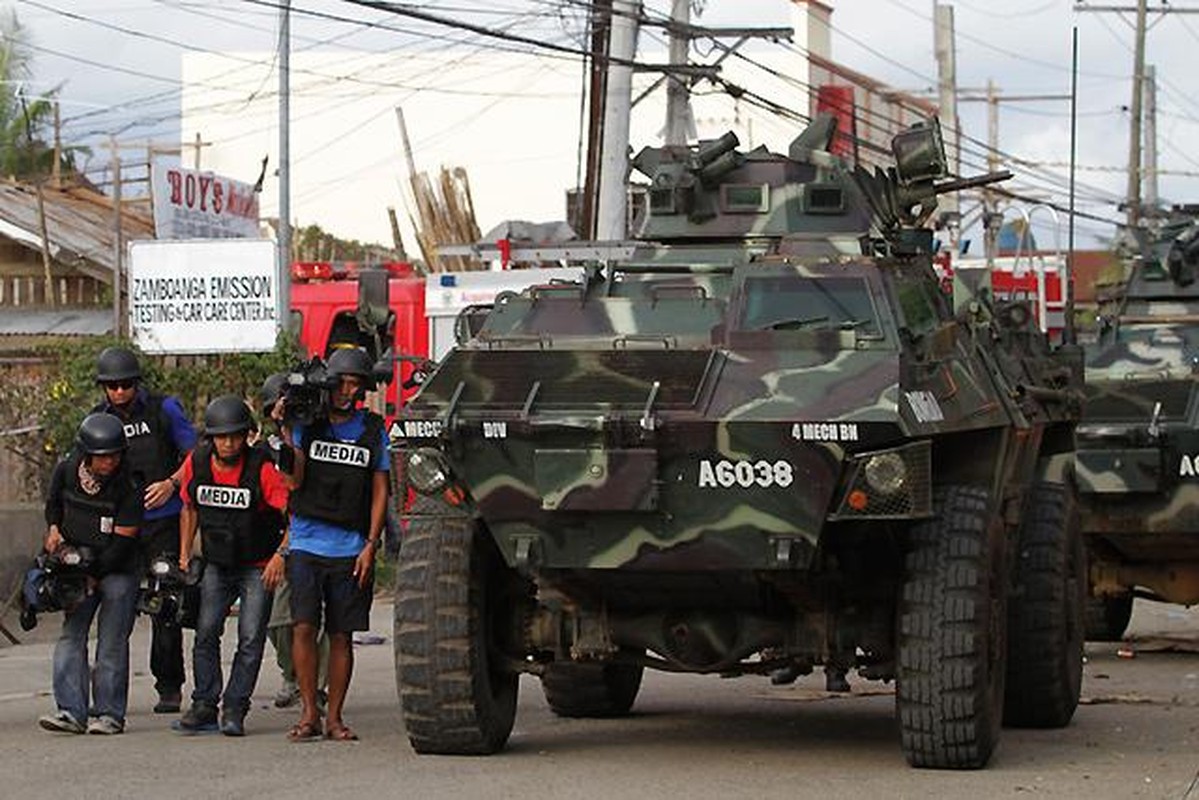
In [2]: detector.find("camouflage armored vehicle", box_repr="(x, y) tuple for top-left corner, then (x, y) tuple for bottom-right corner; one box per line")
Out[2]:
(1077, 207), (1199, 640)
(391, 117), (1085, 769)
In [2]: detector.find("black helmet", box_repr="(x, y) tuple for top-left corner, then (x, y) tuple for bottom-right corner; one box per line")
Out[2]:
(203, 395), (256, 436)
(95, 347), (141, 383)
(260, 372), (288, 416)
(76, 413), (127, 455)
(327, 347), (372, 379)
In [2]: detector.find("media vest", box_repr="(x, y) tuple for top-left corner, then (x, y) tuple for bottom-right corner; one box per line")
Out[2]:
(187, 443), (284, 567)
(290, 413), (383, 535)
(93, 392), (179, 488)
(59, 452), (124, 551)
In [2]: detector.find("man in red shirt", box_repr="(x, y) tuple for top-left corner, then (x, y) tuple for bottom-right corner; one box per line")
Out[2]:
(174, 396), (289, 736)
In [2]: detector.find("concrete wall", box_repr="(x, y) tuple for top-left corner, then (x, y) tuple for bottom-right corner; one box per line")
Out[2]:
(0, 504), (43, 601)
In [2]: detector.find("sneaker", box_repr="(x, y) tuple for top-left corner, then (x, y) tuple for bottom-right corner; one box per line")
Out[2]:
(87, 715), (125, 735)
(824, 668), (851, 693)
(39, 711), (85, 734)
(770, 664), (802, 686)
(176, 701), (219, 732)
(273, 682), (300, 708)
(220, 710), (246, 737)
(153, 690), (182, 714)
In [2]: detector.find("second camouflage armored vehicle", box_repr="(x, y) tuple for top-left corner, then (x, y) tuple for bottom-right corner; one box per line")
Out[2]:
(1077, 207), (1199, 640)
(391, 117), (1085, 769)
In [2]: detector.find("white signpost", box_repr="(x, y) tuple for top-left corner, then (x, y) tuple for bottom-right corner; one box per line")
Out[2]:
(150, 163), (261, 239)
(128, 239), (278, 354)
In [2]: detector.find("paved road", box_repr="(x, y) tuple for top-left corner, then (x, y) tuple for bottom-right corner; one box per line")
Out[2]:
(2, 599), (1198, 799)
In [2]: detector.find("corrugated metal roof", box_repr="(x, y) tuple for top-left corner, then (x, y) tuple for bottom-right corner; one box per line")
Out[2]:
(0, 308), (113, 336)
(0, 180), (155, 282)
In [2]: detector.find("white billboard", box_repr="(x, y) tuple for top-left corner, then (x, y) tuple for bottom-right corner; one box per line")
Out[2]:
(128, 239), (278, 354)
(150, 162), (261, 239)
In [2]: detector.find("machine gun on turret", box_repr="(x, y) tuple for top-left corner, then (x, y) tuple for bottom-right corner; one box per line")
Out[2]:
(849, 119), (1011, 240)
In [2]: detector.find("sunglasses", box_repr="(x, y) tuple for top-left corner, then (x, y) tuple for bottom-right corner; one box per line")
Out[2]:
(103, 380), (137, 391)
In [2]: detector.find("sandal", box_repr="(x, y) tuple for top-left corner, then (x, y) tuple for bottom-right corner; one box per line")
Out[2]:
(324, 722), (359, 741)
(287, 719), (323, 742)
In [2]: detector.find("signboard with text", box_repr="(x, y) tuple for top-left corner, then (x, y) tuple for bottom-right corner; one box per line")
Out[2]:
(150, 163), (261, 239)
(128, 239), (278, 354)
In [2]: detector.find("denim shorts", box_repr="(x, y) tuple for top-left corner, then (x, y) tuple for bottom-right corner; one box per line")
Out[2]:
(286, 551), (373, 633)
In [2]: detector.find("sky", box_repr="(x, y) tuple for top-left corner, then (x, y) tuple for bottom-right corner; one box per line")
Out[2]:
(10, 0), (1199, 250)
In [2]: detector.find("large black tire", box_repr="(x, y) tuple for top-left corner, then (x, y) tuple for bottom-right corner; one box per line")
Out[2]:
(897, 485), (1007, 770)
(540, 660), (644, 718)
(394, 516), (518, 754)
(1085, 592), (1133, 642)
(1003, 483), (1085, 728)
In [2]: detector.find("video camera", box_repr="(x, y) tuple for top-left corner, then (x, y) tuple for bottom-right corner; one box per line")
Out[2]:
(280, 356), (339, 427)
(279, 350), (396, 427)
(136, 555), (203, 629)
(19, 544), (97, 631)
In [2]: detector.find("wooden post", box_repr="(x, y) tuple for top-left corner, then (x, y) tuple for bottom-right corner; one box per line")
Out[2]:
(34, 181), (54, 308)
(51, 102), (61, 188)
(110, 137), (123, 338)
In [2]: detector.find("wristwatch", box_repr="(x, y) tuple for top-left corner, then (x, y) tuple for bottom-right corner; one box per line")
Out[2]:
(276, 545), (290, 557)
(169, 477), (181, 491)
(364, 538), (380, 551)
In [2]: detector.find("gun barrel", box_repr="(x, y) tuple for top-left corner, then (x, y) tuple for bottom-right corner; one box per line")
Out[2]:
(934, 170), (1013, 194)
(696, 132), (739, 167)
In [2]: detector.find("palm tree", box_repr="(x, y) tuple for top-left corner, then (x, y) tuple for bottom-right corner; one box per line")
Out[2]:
(0, 9), (83, 180)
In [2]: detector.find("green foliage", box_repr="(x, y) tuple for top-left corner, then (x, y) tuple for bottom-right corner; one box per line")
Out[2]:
(38, 331), (303, 469)
(292, 222), (397, 263)
(0, 9), (87, 180)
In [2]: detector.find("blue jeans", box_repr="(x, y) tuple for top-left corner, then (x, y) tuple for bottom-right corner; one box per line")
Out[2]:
(52, 571), (139, 724)
(191, 563), (273, 714)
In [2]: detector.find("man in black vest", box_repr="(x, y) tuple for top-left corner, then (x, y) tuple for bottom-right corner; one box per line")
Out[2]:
(175, 396), (289, 736)
(93, 346), (197, 713)
(39, 413), (142, 735)
(273, 347), (389, 742)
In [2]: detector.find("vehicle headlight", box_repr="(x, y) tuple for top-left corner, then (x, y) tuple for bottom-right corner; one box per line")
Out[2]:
(151, 559), (172, 577)
(60, 548), (82, 566)
(406, 448), (451, 494)
(863, 452), (907, 495)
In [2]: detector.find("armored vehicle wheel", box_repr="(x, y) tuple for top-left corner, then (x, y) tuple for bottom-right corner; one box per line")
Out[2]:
(897, 485), (1006, 770)
(394, 515), (518, 754)
(1003, 483), (1085, 728)
(1084, 592), (1133, 642)
(540, 659), (644, 718)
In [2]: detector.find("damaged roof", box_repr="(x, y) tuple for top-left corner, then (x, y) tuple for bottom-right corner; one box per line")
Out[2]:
(0, 180), (155, 282)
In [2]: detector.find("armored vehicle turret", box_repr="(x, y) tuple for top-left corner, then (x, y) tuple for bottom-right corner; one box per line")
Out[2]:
(1077, 206), (1199, 640)
(391, 116), (1085, 769)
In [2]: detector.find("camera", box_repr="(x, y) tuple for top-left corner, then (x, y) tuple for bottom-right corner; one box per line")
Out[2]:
(281, 356), (339, 426)
(19, 545), (96, 631)
(137, 556), (203, 629)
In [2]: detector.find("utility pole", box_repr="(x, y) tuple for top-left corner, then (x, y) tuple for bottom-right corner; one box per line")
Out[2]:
(587, 5), (787, 239)
(277, 0), (291, 328)
(1126, 0), (1147, 229)
(1144, 63), (1158, 214)
(1073, 1), (1199, 230)
(20, 92), (56, 308)
(933, 3), (960, 235)
(665, 0), (691, 146)
(596, 0), (639, 240)
(958, 86), (1071, 262)
(581, 0), (612, 239)
(110, 136), (123, 337)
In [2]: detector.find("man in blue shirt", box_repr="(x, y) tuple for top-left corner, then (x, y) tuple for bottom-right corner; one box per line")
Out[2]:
(274, 347), (388, 742)
(93, 346), (197, 713)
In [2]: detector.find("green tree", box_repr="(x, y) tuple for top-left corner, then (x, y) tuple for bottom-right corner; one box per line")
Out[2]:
(0, 9), (83, 179)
